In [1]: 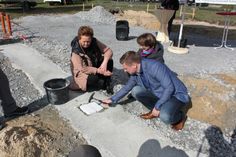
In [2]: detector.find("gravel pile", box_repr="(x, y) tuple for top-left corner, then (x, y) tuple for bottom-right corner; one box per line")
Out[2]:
(75, 6), (116, 25)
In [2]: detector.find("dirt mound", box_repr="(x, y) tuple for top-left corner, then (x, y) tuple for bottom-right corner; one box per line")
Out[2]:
(0, 107), (86, 157)
(115, 10), (160, 30)
(0, 124), (55, 157)
(181, 73), (236, 132)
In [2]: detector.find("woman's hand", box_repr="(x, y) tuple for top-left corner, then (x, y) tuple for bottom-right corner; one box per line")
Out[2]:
(98, 62), (107, 74)
(97, 62), (112, 76)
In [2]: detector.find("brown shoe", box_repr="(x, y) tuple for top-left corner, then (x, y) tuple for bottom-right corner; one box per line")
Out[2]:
(140, 111), (158, 120)
(140, 111), (152, 117)
(171, 116), (187, 131)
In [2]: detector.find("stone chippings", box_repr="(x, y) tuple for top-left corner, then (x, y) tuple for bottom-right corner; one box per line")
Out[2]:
(25, 37), (71, 73)
(0, 53), (41, 114)
(75, 6), (116, 25)
(8, 5), (236, 157)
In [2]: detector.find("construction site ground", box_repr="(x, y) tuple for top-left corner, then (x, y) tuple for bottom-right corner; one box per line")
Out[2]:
(0, 7), (236, 157)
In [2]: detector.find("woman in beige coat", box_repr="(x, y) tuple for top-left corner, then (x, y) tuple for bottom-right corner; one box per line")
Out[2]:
(70, 26), (113, 94)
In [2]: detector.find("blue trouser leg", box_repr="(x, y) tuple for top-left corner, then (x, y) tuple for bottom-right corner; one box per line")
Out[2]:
(131, 86), (158, 110)
(159, 96), (184, 125)
(0, 69), (17, 115)
(131, 85), (184, 125)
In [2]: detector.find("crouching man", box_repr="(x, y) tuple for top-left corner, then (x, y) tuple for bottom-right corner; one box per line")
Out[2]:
(102, 51), (190, 130)
(70, 26), (113, 94)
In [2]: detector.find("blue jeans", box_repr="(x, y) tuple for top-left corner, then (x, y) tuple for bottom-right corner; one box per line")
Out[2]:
(131, 86), (185, 125)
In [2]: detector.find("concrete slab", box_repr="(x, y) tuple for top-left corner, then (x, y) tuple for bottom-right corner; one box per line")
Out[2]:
(0, 43), (207, 157)
(0, 43), (68, 93)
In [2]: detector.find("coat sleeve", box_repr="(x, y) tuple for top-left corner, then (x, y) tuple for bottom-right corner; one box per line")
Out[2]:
(152, 63), (175, 110)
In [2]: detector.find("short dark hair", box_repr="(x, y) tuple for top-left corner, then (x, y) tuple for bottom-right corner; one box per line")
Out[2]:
(137, 33), (157, 47)
(120, 51), (141, 65)
(78, 26), (94, 39)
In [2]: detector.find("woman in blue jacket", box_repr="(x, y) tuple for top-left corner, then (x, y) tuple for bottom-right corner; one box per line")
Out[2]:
(137, 33), (164, 63)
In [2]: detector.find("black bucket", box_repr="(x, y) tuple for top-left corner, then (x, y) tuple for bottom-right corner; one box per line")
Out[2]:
(43, 78), (70, 105)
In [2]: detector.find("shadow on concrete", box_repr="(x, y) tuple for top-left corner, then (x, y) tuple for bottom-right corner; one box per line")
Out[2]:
(0, 38), (22, 45)
(128, 36), (137, 40)
(171, 25), (236, 48)
(0, 95), (49, 124)
(0, 35), (37, 46)
(112, 67), (129, 86)
(138, 139), (189, 157)
(198, 126), (236, 157)
(27, 95), (49, 113)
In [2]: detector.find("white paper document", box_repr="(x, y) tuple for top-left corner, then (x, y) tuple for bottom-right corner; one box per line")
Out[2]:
(79, 102), (104, 115)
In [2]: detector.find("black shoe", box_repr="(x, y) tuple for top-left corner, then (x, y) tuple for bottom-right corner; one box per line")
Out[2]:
(4, 106), (29, 118)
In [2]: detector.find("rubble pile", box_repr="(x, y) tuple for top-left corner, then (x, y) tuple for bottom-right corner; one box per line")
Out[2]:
(75, 6), (116, 25)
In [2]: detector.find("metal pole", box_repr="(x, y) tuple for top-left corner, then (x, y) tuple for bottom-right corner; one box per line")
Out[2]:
(1, 13), (7, 35)
(178, 4), (185, 48)
(147, 3), (149, 13)
(6, 14), (12, 36)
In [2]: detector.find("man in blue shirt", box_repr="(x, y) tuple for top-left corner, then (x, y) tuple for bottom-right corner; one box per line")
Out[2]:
(102, 51), (189, 130)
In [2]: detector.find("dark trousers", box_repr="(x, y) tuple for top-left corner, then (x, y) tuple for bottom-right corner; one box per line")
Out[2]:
(168, 11), (176, 36)
(0, 69), (17, 115)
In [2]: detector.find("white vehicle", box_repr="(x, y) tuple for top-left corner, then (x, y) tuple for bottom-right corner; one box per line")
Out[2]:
(43, 0), (72, 5)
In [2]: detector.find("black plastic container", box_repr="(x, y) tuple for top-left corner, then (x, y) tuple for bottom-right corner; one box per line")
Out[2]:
(44, 78), (70, 105)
